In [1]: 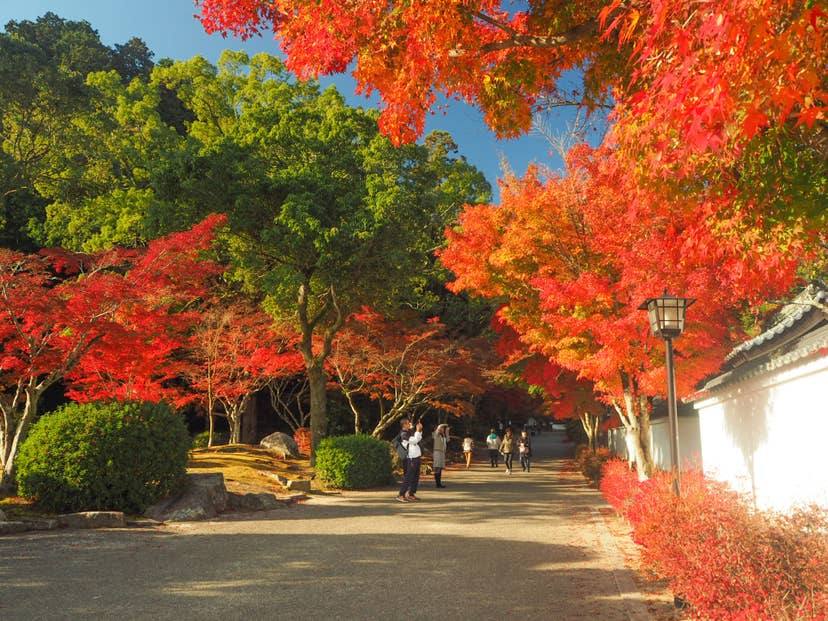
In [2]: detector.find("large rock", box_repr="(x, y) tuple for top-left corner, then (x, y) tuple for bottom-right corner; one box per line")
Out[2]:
(272, 473), (312, 492)
(226, 492), (285, 512)
(58, 512), (125, 529)
(259, 432), (299, 458)
(144, 472), (228, 523)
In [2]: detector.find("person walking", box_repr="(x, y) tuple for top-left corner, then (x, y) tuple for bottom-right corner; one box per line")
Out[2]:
(432, 424), (449, 488)
(518, 429), (532, 472)
(485, 429), (501, 467)
(499, 428), (514, 474)
(462, 435), (474, 469)
(396, 419), (423, 502)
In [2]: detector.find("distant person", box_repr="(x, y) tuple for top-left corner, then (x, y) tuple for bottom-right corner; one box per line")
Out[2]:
(396, 419), (423, 502)
(432, 424), (449, 488)
(499, 428), (514, 475)
(462, 435), (474, 469)
(485, 429), (501, 467)
(518, 430), (532, 472)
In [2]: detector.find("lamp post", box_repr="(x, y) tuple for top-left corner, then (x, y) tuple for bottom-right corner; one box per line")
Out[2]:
(638, 291), (695, 496)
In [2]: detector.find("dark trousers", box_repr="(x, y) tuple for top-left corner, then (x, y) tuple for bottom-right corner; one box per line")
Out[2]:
(503, 453), (513, 470)
(520, 454), (531, 471)
(399, 456), (421, 496)
(488, 449), (499, 467)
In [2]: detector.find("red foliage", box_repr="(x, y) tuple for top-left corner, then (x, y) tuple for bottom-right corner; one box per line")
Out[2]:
(599, 458), (640, 514)
(63, 215), (228, 406)
(183, 296), (303, 443)
(600, 464), (828, 620)
(441, 145), (804, 407)
(330, 307), (486, 434)
(293, 427), (311, 456)
(196, 0), (826, 174)
(1, 217), (227, 484)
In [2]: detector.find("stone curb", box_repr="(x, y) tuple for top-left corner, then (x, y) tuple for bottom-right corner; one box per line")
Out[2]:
(0, 511), (125, 536)
(592, 506), (654, 621)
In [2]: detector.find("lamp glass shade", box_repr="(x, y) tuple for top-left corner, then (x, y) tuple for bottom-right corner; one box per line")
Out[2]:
(640, 294), (695, 339)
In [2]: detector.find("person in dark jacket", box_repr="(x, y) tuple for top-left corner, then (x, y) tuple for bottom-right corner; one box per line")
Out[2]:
(518, 429), (532, 472)
(396, 419), (423, 502)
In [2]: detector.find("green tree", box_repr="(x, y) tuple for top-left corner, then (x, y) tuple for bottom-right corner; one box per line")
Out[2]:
(154, 52), (490, 458)
(0, 13), (158, 250)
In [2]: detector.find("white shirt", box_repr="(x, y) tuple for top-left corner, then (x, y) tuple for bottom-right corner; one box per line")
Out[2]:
(406, 430), (423, 458)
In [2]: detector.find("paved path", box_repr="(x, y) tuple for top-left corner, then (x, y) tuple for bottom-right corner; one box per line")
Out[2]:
(0, 431), (652, 620)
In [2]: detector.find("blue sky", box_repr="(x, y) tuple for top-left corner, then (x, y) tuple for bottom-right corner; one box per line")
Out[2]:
(0, 0), (584, 202)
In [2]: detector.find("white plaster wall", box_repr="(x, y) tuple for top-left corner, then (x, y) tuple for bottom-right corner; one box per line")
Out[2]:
(694, 353), (828, 512)
(649, 417), (702, 471)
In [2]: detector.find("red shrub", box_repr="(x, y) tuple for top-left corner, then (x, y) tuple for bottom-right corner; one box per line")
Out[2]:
(293, 427), (311, 456)
(599, 458), (640, 514)
(612, 470), (828, 620)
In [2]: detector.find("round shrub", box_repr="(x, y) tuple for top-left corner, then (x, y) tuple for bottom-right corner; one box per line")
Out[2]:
(16, 401), (191, 513)
(315, 434), (393, 489)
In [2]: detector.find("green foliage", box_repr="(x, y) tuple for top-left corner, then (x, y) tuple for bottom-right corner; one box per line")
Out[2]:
(16, 401), (191, 513)
(314, 434), (393, 489)
(192, 430), (229, 448)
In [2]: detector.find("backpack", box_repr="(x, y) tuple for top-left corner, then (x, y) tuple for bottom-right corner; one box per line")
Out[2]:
(391, 435), (408, 462)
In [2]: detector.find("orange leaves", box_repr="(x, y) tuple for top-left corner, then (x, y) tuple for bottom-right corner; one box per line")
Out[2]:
(614, 0), (827, 179)
(198, 0), (614, 144)
(442, 145), (804, 406)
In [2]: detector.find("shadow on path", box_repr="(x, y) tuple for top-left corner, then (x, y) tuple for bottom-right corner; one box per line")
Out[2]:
(0, 431), (651, 621)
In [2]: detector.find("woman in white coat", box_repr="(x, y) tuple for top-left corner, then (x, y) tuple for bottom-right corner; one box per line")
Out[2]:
(432, 424), (449, 488)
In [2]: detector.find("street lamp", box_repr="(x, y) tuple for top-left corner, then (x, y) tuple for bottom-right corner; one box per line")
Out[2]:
(638, 291), (695, 495)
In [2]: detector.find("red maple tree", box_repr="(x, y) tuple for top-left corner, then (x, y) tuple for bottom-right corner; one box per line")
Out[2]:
(0, 216), (226, 490)
(329, 307), (485, 436)
(184, 296), (303, 445)
(439, 145), (805, 475)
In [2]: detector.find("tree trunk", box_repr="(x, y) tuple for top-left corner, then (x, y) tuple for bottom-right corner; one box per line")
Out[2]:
(308, 362), (328, 465)
(579, 412), (599, 452)
(296, 281), (343, 465)
(226, 395), (250, 444)
(241, 395), (257, 443)
(340, 385), (362, 434)
(207, 413), (216, 448)
(0, 385), (40, 493)
(617, 371), (654, 480)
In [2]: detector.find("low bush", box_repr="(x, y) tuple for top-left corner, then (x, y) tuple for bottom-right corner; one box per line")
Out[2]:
(599, 458), (640, 514)
(575, 446), (611, 486)
(16, 401), (191, 513)
(192, 430), (229, 448)
(314, 434), (393, 489)
(600, 464), (828, 620)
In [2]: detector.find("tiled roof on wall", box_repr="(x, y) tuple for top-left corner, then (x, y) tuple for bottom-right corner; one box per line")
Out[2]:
(702, 283), (828, 392)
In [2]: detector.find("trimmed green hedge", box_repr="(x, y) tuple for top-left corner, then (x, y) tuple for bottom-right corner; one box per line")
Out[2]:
(16, 401), (191, 513)
(315, 434), (393, 489)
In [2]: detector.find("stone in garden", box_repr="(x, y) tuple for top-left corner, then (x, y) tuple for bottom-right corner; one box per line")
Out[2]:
(285, 478), (311, 492)
(259, 432), (299, 458)
(0, 521), (28, 535)
(226, 492), (285, 512)
(144, 472), (228, 522)
(58, 511), (126, 529)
